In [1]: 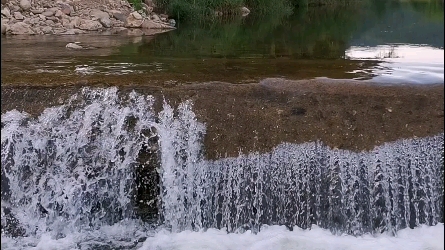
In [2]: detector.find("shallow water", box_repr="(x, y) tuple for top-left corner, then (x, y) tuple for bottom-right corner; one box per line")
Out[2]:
(1, 1), (444, 85)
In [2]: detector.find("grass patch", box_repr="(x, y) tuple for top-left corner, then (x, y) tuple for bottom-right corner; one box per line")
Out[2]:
(129, 0), (143, 10)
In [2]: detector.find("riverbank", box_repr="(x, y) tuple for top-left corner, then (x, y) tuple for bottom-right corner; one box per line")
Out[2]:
(1, 0), (176, 35)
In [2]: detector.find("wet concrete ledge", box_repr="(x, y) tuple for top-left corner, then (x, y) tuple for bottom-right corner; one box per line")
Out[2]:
(1, 78), (444, 159)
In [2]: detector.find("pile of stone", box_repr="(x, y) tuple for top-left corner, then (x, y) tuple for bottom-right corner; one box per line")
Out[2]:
(1, 0), (176, 35)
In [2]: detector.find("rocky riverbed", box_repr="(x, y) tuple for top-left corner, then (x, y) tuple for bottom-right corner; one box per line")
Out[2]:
(1, 0), (176, 35)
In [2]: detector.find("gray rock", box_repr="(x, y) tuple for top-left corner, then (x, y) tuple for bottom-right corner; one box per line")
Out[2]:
(13, 11), (24, 20)
(31, 17), (40, 24)
(10, 5), (20, 12)
(99, 16), (112, 28)
(151, 14), (160, 23)
(241, 6), (250, 16)
(45, 19), (54, 26)
(1, 7), (11, 18)
(70, 16), (81, 28)
(53, 28), (66, 34)
(19, 0), (31, 11)
(61, 18), (70, 27)
(144, 6), (153, 15)
(41, 10), (54, 17)
(169, 19), (176, 27)
(60, 4), (71, 15)
(1, 20), (7, 34)
(131, 11), (142, 20)
(7, 22), (35, 34)
(112, 12), (127, 22)
(125, 14), (143, 28)
(41, 26), (52, 34)
(66, 42), (83, 49)
(48, 7), (59, 13)
(46, 16), (58, 22)
(142, 19), (175, 29)
(31, 8), (44, 14)
(38, 14), (46, 20)
(55, 10), (63, 17)
(90, 9), (109, 19)
(78, 20), (102, 31)
(109, 10), (127, 22)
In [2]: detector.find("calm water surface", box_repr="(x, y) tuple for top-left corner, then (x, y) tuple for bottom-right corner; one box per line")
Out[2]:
(1, 0), (444, 85)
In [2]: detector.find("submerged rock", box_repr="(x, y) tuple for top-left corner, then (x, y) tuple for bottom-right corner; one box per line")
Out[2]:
(142, 19), (175, 29)
(66, 42), (83, 49)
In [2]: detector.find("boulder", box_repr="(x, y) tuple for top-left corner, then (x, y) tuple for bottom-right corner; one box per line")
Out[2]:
(10, 4), (20, 12)
(13, 11), (24, 20)
(60, 4), (71, 15)
(151, 14), (160, 22)
(90, 9), (109, 19)
(41, 10), (54, 17)
(41, 26), (52, 34)
(7, 22), (35, 34)
(78, 20), (102, 31)
(55, 10), (63, 17)
(60, 18), (70, 27)
(124, 14), (143, 28)
(99, 16), (112, 28)
(19, 0), (31, 11)
(1, 7), (11, 18)
(131, 11), (142, 20)
(70, 16), (81, 28)
(45, 19), (54, 26)
(110, 10), (127, 22)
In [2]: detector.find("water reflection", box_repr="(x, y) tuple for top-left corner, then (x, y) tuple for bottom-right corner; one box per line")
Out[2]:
(345, 44), (444, 84)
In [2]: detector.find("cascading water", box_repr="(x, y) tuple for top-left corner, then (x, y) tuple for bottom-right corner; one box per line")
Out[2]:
(1, 87), (444, 249)
(1, 88), (160, 248)
(160, 133), (444, 235)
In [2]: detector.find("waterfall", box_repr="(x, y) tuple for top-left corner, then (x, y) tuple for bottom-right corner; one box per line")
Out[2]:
(1, 87), (158, 239)
(1, 88), (444, 242)
(155, 96), (444, 236)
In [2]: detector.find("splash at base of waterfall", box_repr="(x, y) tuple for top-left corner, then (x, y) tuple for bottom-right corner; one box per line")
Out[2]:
(1, 223), (443, 250)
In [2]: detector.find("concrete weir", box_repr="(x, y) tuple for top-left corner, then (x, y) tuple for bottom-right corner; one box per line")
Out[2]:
(1, 79), (444, 236)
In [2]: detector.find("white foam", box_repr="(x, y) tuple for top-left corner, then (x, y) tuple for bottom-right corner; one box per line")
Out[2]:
(140, 223), (444, 250)
(2, 223), (442, 250)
